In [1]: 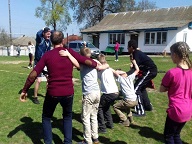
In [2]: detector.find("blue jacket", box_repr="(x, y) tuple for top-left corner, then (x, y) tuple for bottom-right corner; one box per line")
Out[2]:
(34, 29), (51, 63)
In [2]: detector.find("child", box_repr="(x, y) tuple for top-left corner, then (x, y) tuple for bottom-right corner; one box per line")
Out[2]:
(160, 42), (192, 143)
(127, 40), (157, 116)
(97, 54), (119, 133)
(112, 59), (139, 126)
(78, 47), (101, 144)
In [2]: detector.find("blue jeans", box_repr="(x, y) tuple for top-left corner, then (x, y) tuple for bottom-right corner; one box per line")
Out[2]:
(164, 115), (186, 144)
(42, 94), (73, 144)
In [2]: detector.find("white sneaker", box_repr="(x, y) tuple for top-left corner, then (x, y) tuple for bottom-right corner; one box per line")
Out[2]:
(117, 59), (119, 61)
(115, 60), (117, 61)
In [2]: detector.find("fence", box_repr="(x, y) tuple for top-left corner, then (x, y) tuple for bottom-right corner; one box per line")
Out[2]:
(0, 46), (30, 56)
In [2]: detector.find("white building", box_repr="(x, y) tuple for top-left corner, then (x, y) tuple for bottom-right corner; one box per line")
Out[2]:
(81, 6), (192, 53)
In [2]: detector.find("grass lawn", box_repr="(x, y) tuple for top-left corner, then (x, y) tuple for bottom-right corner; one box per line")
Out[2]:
(0, 55), (192, 144)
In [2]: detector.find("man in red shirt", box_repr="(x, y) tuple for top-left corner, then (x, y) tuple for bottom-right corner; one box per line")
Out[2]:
(20, 31), (99, 144)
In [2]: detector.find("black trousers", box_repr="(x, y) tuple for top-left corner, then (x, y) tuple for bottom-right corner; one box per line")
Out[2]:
(97, 93), (118, 130)
(164, 115), (186, 144)
(134, 69), (157, 115)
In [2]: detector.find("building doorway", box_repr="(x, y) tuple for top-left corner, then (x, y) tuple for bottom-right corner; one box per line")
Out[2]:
(92, 34), (99, 48)
(130, 34), (138, 46)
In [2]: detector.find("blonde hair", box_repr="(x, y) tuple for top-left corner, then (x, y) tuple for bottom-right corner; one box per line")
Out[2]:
(80, 47), (91, 57)
(170, 42), (192, 68)
(97, 54), (106, 64)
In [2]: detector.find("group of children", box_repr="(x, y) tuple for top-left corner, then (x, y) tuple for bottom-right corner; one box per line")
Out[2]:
(60, 40), (192, 144)
(59, 42), (152, 144)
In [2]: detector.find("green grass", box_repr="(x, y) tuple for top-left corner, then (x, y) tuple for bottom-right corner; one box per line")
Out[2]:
(0, 55), (192, 144)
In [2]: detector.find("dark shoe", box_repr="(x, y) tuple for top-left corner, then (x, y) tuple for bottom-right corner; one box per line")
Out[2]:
(77, 140), (87, 144)
(132, 113), (146, 117)
(33, 97), (40, 104)
(145, 103), (153, 111)
(98, 128), (107, 134)
(93, 138), (100, 144)
(106, 125), (114, 129)
(119, 119), (130, 127)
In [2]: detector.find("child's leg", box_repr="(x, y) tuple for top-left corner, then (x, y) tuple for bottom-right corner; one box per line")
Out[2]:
(103, 93), (118, 128)
(164, 115), (186, 144)
(90, 92), (100, 141)
(97, 95), (107, 132)
(81, 94), (94, 144)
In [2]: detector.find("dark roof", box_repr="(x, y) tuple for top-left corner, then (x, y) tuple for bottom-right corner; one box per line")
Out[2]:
(81, 6), (192, 33)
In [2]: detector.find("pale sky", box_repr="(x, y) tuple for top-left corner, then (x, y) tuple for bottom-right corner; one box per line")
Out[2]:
(0, 0), (192, 37)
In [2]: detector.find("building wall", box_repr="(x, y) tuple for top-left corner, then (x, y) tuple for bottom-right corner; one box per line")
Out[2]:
(82, 24), (192, 53)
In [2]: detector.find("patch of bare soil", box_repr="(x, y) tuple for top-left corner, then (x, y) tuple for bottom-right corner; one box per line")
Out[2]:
(0, 60), (28, 64)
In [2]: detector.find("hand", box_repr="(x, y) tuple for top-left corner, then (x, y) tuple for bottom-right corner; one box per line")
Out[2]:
(59, 50), (69, 57)
(20, 92), (27, 102)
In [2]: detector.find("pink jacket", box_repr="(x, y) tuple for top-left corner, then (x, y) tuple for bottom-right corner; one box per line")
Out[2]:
(114, 42), (120, 51)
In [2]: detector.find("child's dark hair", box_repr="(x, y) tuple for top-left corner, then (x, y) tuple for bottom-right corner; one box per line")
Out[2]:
(97, 54), (106, 64)
(128, 40), (138, 49)
(170, 42), (192, 68)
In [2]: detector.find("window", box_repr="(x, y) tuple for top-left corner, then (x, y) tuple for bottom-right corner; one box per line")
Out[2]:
(109, 33), (125, 44)
(145, 31), (167, 45)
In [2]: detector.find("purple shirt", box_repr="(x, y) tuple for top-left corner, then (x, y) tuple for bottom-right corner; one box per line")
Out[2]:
(22, 47), (97, 96)
(161, 67), (192, 122)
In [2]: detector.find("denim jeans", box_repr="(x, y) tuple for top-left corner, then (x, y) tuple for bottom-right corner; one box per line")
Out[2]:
(42, 94), (73, 144)
(164, 115), (186, 144)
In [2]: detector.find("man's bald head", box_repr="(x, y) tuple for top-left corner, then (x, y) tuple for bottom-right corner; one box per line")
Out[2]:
(50, 31), (64, 45)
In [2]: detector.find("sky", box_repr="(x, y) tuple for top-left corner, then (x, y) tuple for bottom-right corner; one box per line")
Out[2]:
(0, 0), (192, 38)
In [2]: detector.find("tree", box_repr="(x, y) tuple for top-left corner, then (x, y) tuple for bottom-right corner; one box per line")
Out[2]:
(0, 28), (10, 46)
(35, 0), (71, 31)
(137, 0), (157, 10)
(70, 0), (156, 29)
(70, 0), (136, 29)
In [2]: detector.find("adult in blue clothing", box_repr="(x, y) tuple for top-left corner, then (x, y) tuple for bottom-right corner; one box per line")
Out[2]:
(33, 27), (52, 104)
(127, 40), (157, 117)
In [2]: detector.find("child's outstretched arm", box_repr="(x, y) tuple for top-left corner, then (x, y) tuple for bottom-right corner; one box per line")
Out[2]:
(59, 49), (80, 69)
(131, 59), (139, 75)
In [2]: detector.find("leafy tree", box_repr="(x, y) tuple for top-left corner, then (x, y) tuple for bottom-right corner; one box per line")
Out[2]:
(70, 0), (136, 29)
(35, 0), (71, 31)
(137, 0), (157, 10)
(71, 0), (156, 29)
(0, 28), (10, 46)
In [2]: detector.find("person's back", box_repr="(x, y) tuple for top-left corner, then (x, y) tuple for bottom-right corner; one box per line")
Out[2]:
(80, 62), (99, 94)
(116, 71), (137, 101)
(97, 54), (118, 94)
(133, 50), (157, 72)
(35, 47), (75, 96)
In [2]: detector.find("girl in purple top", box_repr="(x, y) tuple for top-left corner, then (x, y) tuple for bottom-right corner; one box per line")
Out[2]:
(160, 42), (192, 144)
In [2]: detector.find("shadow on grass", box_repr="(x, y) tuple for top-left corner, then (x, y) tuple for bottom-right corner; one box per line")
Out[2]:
(7, 116), (43, 144)
(18, 88), (45, 101)
(130, 124), (189, 144)
(130, 124), (164, 143)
